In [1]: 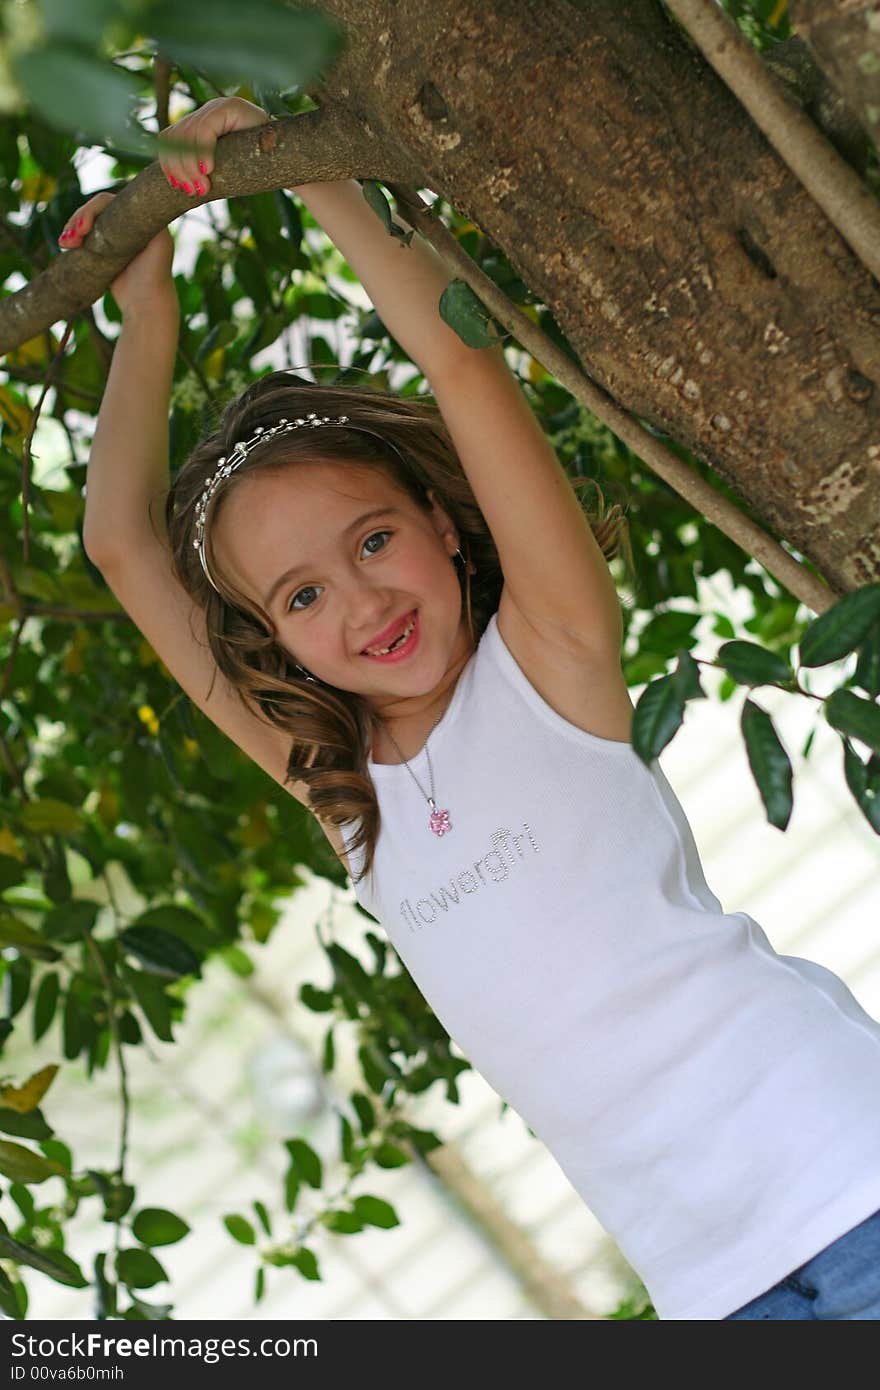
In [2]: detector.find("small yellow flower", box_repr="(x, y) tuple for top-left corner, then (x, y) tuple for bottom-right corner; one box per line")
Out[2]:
(137, 705), (160, 736)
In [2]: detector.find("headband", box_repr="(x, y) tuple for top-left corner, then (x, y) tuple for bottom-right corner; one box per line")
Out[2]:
(192, 412), (418, 594)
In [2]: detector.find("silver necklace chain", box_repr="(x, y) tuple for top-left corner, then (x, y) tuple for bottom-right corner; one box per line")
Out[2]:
(376, 707), (453, 836)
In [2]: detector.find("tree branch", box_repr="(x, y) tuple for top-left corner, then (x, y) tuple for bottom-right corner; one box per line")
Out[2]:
(0, 105), (400, 353)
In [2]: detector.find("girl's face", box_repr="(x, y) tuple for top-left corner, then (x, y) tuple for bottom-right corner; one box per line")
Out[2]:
(211, 459), (473, 714)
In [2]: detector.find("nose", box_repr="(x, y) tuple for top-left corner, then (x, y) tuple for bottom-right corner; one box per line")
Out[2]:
(344, 584), (401, 652)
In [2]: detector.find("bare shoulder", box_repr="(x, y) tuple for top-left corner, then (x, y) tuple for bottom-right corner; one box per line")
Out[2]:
(496, 586), (635, 744)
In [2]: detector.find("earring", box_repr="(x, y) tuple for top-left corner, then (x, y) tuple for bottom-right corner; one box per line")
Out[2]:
(453, 545), (477, 648)
(453, 545), (477, 576)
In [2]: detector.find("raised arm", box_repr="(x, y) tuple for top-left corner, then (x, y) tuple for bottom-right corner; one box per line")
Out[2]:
(287, 178), (624, 657)
(68, 192), (179, 557)
(59, 193), (320, 830)
(290, 177), (475, 380)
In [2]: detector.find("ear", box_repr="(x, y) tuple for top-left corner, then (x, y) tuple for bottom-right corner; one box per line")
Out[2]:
(425, 488), (458, 551)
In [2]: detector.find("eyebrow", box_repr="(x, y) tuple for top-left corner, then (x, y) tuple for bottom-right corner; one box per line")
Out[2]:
(263, 508), (402, 610)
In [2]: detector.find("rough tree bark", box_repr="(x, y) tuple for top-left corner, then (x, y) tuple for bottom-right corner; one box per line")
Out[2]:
(790, 0), (880, 156)
(3, 0), (880, 594)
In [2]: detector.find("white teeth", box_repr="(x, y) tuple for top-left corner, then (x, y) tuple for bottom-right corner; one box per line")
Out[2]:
(365, 613), (415, 656)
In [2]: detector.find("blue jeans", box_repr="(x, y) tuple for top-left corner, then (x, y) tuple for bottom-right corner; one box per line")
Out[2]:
(724, 1206), (880, 1319)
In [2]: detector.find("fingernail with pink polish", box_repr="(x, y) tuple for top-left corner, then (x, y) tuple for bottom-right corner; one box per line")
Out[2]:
(194, 181), (204, 195)
(198, 160), (207, 175)
(181, 182), (192, 194)
(168, 174), (178, 188)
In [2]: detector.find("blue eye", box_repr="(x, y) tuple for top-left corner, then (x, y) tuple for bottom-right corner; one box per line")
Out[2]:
(285, 531), (392, 613)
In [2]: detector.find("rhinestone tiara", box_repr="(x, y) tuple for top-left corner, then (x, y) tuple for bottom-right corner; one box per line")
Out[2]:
(192, 413), (349, 591)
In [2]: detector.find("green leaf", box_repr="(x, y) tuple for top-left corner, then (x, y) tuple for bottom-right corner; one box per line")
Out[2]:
(88, 1170), (135, 1221)
(320, 1209), (363, 1233)
(290, 1246), (321, 1280)
(124, 966), (175, 1043)
(284, 1137), (322, 1188)
(39, 0), (119, 46)
(0, 1107), (52, 1142)
(128, 905), (220, 955)
(8, 1184), (35, 1223)
(396, 1122), (443, 1156)
(0, 1220), (87, 1287)
(824, 688), (880, 754)
(351, 1194), (400, 1229)
(853, 622), (880, 698)
(223, 1214), (256, 1245)
(842, 742), (880, 835)
(145, 2), (345, 92)
(40, 1139), (71, 1173)
(120, 926), (201, 980)
(0, 855), (25, 893)
(18, 798), (85, 835)
(219, 944), (254, 978)
(284, 1168), (300, 1213)
(362, 180), (393, 232)
(299, 983), (335, 1012)
(131, 1208), (191, 1248)
(235, 247), (271, 310)
(120, 1297), (174, 1320)
(712, 614), (736, 640)
(438, 278), (506, 349)
(798, 583), (880, 667)
(0, 1263), (19, 1320)
(255, 1266), (266, 1303)
(13, 45), (151, 155)
(351, 1092), (375, 1136)
(62, 989), (84, 1060)
(372, 1141), (411, 1169)
(0, 1139), (65, 1185)
(253, 1200), (272, 1237)
(716, 640), (794, 688)
(0, 915), (61, 962)
(670, 648), (705, 702)
(322, 1026), (335, 1074)
(339, 1113), (355, 1164)
(195, 320), (239, 363)
(41, 901), (97, 945)
(94, 1251), (117, 1320)
(357, 1042), (401, 1093)
(740, 698), (794, 830)
(631, 672), (682, 763)
(116, 1247), (168, 1290)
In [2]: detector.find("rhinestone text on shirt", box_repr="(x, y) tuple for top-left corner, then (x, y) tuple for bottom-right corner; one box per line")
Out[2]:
(399, 823), (540, 932)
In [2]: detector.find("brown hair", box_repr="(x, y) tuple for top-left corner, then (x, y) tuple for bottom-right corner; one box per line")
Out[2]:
(163, 369), (635, 884)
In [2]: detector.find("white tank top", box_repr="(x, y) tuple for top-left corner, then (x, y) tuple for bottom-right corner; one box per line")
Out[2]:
(339, 610), (880, 1319)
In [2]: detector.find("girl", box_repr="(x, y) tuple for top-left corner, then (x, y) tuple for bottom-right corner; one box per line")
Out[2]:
(62, 96), (880, 1320)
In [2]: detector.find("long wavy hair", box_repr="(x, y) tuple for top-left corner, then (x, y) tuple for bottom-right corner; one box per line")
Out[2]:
(163, 369), (635, 884)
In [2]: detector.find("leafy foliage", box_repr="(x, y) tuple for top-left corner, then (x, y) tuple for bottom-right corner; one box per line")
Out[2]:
(0, 0), (876, 1324)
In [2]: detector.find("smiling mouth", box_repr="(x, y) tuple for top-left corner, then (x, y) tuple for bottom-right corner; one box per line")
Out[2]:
(361, 606), (419, 658)
(362, 610), (417, 656)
